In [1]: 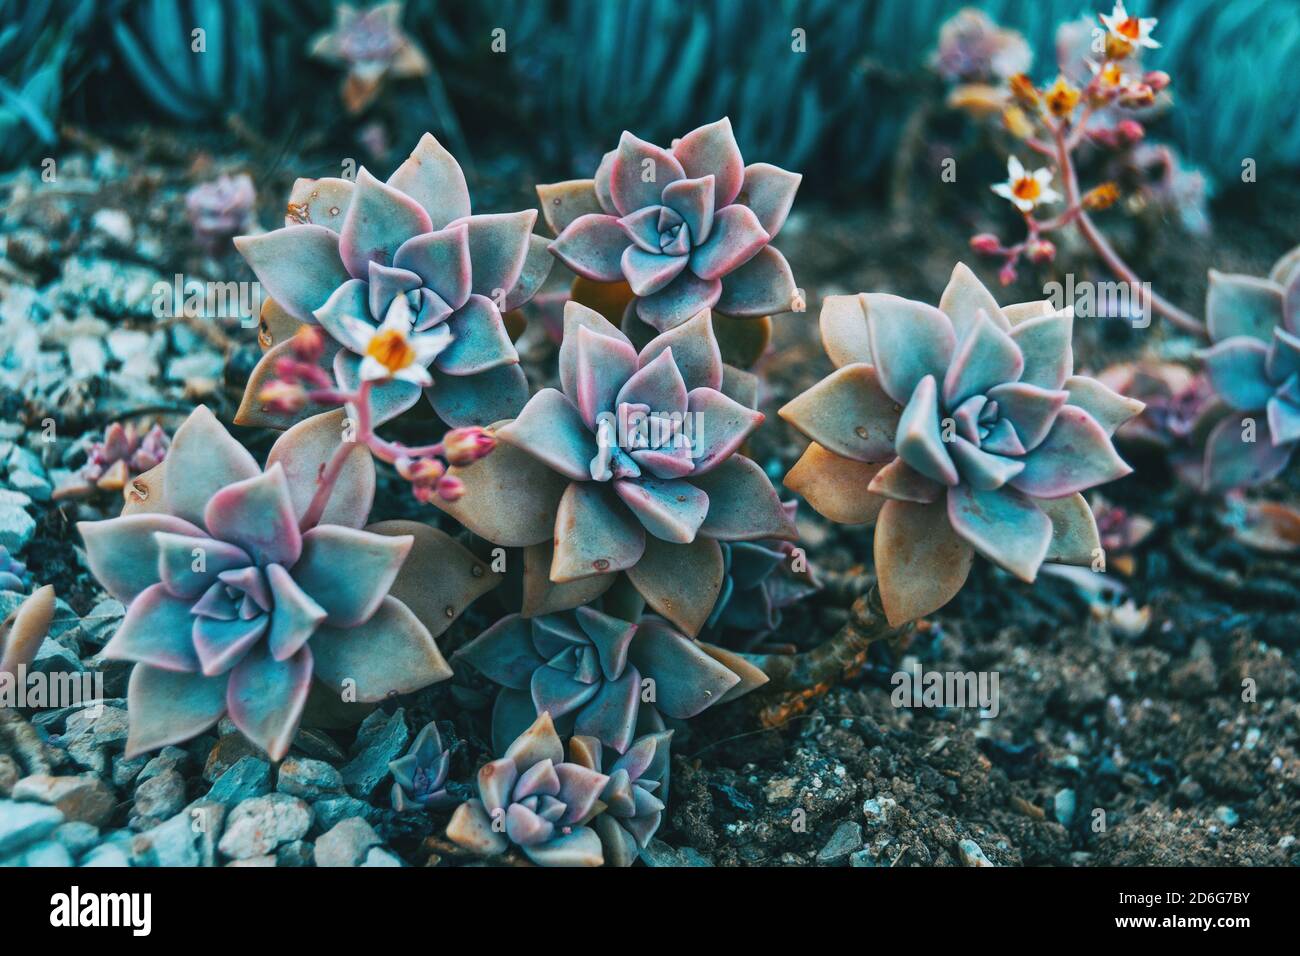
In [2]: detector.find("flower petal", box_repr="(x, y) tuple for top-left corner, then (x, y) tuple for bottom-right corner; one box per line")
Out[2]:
(392, 223), (472, 310)
(672, 118), (744, 209)
(637, 308), (724, 391)
(1199, 337), (1274, 411)
(435, 294), (518, 376)
(1010, 308), (1074, 390)
(691, 455), (797, 540)
(204, 464), (303, 567)
(78, 514), (206, 603)
(234, 225), (352, 323)
(226, 644), (313, 761)
(338, 168), (433, 278)
(636, 270), (722, 333)
(942, 309), (1024, 407)
(266, 409), (374, 530)
(610, 131), (685, 216)
(291, 526), (411, 627)
(626, 535), (723, 637)
(311, 595), (452, 701)
(386, 132), (471, 230)
(550, 214), (626, 282)
(819, 294), (872, 369)
(426, 362), (531, 427)
(784, 443), (886, 524)
(779, 363), (901, 463)
(1206, 270), (1284, 343)
(689, 204), (768, 281)
(496, 388), (599, 481)
(627, 619), (739, 717)
(874, 499), (973, 626)
(738, 162), (800, 237)
(103, 583), (201, 672)
(124, 665), (228, 758)
(313, 279), (373, 352)
(938, 262), (1010, 338)
(552, 483), (646, 583)
(162, 406), (261, 528)
(334, 351), (424, 426)
(714, 246), (797, 317)
(1011, 406), (1132, 498)
(537, 179), (604, 236)
(947, 484), (1051, 581)
(864, 294), (956, 405)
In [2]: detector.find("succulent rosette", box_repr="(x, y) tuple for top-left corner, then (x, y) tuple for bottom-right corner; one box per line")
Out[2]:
(456, 604), (766, 755)
(389, 721), (457, 812)
(780, 264), (1144, 626)
(78, 406), (499, 760)
(569, 731), (672, 868)
(235, 133), (553, 431)
(1197, 249), (1300, 489)
(308, 1), (430, 114)
(446, 712), (610, 867)
(434, 302), (797, 637)
(538, 117), (800, 335)
(705, 502), (821, 650)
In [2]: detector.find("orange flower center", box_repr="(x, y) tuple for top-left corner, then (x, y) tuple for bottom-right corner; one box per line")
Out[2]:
(1102, 63), (1124, 85)
(1118, 16), (1141, 39)
(366, 328), (416, 373)
(1012, 177), (1041, 201)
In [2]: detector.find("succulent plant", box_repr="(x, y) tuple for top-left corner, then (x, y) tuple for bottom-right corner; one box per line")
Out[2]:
(55, 421), (169, 500)
(569, 730), (671, 867)
(77, 406), (497, 760)
(1198, 252), (1300, 489)
(538, 117), (800, 334)
(445, 712), (610, 867)
(309, 1), (430, 114)
(456, 603), (766, 755)
(433, 302), (797, 637)
(930, 8), (1031, 84)
(186, 174), (257, 253)
(781, 264), (1144, 626)
(235, 133), (553, 432)
(0, 585), (54, 679)
(389, 720), (457, 812)
(0, 546), (30, 593)
(704, 502), (821, 650)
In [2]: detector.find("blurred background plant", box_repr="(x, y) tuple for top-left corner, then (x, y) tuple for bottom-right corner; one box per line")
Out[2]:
(6, 0), (1296, 196)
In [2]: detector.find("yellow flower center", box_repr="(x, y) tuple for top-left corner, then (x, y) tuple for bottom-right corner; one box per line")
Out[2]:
(1118, 16), (1141, 39)
(366, 328), (416, 373)
(1101, 63), (1124, 86)
(1012, 177), (1041, 202)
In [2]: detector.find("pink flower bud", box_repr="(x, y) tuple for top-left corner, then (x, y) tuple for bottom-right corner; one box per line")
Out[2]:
(436, 474), (466, 502)
(396, 456), (445, 485)
(1119, 83), (1155, 108)
(1087, 127), (1118, 149)
(1143, 70), (1170, 92)
(1117, 119), (1145, 143)
(1027, 239), (1056, 264)
(442, 427), (496, 466)
(998, 261), (1018, 286)
(969, 233), (1002, 255)
(258, 380), (307, 415)
(290, 325), (325, 364)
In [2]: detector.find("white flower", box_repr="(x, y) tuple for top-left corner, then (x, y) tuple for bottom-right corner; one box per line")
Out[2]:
(1099, 2), (1160, 49)
(340, 296), (451, 387)
(1087, 57), (1136, 88)
(991, 156), (1061, 213)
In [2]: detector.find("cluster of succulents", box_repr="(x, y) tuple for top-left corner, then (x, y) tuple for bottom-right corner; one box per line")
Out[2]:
(782, 264), (1143, 625)
(54, 420), (169, 500)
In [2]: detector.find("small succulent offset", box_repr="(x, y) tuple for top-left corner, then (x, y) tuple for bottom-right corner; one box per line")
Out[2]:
(569, 731), (672, 868)
(185, 174), (256, 254)
(781, 264), (1144, 626)
(389, 721), (457, 812)
(235, 132), (552, 432)
(78, 406), (470, 761)
(437, 303), (797, 637)
(1199, 249), (1300, 489)
(54, 421), (169, 500)
(0, 546), (31, 593)
(309, 1), (430, 114)
(538, 117), (801, 334)
(446, 712), (610, 867)
(456, 604), (766, 755)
